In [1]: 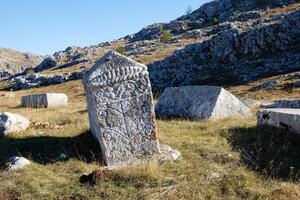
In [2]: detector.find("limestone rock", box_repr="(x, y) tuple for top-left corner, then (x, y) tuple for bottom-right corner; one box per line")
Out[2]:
(10, 71), (86, 91)
(158, 144), (182, 162)
(257, 109), (300, 134)
(264, 100), (300, 109)
(21, 93), (68, 108)
(83, 51), (159, 168)
(7, 156), (31, 171)
(155, 86), (252, 120)
(34, 56), (57, 72)
(250, 80), (279, 92)
(0, 112), (30, 135)
(148, 9), (300, 92)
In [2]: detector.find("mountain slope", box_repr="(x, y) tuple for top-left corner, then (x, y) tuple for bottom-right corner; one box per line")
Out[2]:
(0, 48), (43, 77)
(3, 0), (300, 92)
(149, 8), (300, 92)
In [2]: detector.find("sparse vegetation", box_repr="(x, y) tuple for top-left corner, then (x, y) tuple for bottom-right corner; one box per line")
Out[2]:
(160, 28), (172, 43)
(212, 17), (220, 25)
(1, 1), (300, 199)
(116, 46), (126, 56)
(0, 78), (299, 199)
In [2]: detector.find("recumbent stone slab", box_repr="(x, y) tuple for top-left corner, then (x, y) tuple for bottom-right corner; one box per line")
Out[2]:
(257, 109), (300, 134)
(21, 93), (68, 108)
(83, 51), (159, 168)
(155, 86), (252, 120)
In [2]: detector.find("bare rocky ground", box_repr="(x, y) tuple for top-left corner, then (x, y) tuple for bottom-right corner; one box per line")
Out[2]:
(0, 0), (300, 199)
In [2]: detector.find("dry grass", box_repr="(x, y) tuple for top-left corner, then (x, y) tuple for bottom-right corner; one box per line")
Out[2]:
(228, 71), (300, 101)
(0, 79), (300, 199)
(263, 2), (300, 18)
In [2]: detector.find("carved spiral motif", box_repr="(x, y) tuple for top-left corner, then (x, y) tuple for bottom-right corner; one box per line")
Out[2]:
(89, 65), (148, 87)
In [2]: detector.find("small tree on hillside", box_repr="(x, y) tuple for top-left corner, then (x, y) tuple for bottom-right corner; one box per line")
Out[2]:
(160, 28), (172, 43)
(212, 17), (220, 25)
(116, 46), (126, 56)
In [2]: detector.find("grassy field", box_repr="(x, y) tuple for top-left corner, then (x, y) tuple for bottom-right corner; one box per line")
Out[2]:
(0, 79), (299, 200)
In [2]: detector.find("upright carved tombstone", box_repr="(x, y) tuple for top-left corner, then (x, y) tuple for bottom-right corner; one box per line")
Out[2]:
(83, 51), (159, 168)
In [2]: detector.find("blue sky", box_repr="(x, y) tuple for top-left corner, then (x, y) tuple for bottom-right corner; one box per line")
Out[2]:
(0, 0), (208, 55)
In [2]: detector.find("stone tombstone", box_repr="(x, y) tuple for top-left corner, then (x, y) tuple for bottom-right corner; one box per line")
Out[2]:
(83, 51), (159, 168)
(21, 93), (68, 108)
(155, 86), (252, 120)
(257, 109), (300, 134)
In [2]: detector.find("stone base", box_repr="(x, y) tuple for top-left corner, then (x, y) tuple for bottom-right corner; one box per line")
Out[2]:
(102, 144), (181, 170)
(257, 109), (300, 134)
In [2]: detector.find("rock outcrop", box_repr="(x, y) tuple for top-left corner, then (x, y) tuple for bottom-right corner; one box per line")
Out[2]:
(155, 86), (252, 120)
(264, 100), (300, 109)
(148, 9), (300, 92)
(0, 48), (43, 76)
(250, 80), (279, 92)
(9, 71), (85, 90)
(127, 0), (299, 41)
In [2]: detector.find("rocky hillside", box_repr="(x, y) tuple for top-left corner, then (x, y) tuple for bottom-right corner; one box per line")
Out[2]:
(0, 48), (43, 77)
(3, 0), (300, 92)
(149, 8), (300, 92)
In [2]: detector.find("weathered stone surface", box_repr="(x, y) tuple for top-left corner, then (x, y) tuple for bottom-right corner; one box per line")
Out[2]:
(155, 86), (252, 120)
(7, 156), (31, 171)
(21, 93), (68, 108)
(264, 100), (300, 109)
(83, 51), (159, 168)
(10, 71), (86, 91)
(0, 112), (30, 135)
(257, 109), (300, 134)
(148, 9), (300, 92)
(250, 80), (279, 92)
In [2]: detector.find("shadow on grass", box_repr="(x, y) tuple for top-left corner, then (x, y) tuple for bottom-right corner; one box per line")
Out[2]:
(227, 125), (300, 180)
(0, 131), (104, 165)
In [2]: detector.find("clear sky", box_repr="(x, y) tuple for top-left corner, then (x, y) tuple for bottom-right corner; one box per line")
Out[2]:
(0, 0), (209, 55)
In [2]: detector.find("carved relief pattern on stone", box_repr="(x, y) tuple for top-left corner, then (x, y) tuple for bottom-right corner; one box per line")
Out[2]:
(83, 52), (159, 167)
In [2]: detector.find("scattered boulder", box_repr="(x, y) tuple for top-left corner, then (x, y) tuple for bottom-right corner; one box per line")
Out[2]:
(21, 93), (68, 108)
(58, 153), (68, 161)
(250, 80), (279, 92)
(158, 144), (182, 162)
(0, 112), (30, 135)
(83, 51), (159, 168)
(257, 109), (300, 134)
(155, 86), (252, 120)
(264, 100), (300, 109)
(7, 156), (31, 171)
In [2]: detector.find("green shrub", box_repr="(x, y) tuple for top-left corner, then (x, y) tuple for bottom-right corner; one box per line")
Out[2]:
(116, 46), (126, 55)
(212, 17), (220, 25)
(160, 28), (172, 43)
